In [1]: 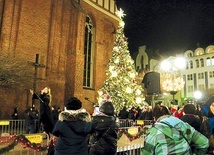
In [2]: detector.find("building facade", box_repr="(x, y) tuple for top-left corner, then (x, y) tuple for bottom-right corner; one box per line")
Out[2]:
(135, 45), (214, 106)
(0, 0), (119, 118)
(181, 45), (214, 100)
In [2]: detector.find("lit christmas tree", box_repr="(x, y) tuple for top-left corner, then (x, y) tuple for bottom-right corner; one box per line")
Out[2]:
(97, 9), (145, 112)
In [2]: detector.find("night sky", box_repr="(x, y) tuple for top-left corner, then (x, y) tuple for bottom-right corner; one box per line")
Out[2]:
(116, 0), (214, 58)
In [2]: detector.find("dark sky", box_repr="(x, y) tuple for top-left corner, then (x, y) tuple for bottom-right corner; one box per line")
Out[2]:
(116, 0), (214, 58)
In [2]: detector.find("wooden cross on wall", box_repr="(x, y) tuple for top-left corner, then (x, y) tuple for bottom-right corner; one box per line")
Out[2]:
(28, 54), (46, 107)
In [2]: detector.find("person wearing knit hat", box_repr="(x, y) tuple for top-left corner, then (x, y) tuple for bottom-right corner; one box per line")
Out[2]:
(89, 101), (119, 155)
(52, 97), (92, 155)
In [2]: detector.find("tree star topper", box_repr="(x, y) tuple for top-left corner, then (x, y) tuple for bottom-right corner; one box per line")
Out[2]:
(116, 8), (126, 19)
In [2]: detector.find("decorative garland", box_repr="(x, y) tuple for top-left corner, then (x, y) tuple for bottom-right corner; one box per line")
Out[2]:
(0, 126), (149, 154)
(117, 126), (149, 141)
(0, 134), (52, 154)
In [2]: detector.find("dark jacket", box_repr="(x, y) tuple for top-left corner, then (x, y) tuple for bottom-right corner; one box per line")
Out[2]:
(32, 93), (54, 134)
(52, 110), (92, 155)
(180, 114), (201, 132)
(118, 107), (128, 119)
(89, 115), (119, 155)
(11, 107), (18, 119)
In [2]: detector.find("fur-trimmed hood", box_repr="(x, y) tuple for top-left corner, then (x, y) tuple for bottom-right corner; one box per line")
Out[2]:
(59, 110), (91, 122)
(57, 110), (92, 135)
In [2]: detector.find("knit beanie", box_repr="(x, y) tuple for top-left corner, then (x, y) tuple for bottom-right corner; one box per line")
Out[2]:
(65, 97), (82, 110)
(99, 101), (115, 116)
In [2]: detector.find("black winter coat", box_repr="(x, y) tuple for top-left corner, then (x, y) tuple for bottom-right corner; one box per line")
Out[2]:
(32, 93), (54, 134)
(52, 110), (92, 155)
(180, 114), (201, 132)
(89, 115), (119, 155)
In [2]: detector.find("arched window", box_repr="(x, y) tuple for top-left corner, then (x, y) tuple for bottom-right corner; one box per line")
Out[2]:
(186, 61), (189, 69)
(200, 58), (204, 67)
(195, 59), (199, 68)
(83, 16), (94, 88)
(212, 56), (214, 65)
(206, 57), (211, 66)
(189, 60), (193, 69)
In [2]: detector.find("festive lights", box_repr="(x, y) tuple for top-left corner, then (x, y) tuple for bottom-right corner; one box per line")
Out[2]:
(161, 56), (185, 102)
(0, 134), (59, 154)
(97, 8), (145, 111)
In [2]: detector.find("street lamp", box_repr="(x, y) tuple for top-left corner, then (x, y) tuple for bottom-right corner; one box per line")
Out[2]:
(194, 90), (203, 104)
(160, 56), (186, 104)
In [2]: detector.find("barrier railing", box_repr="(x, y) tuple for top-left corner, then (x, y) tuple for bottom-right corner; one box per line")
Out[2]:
(0, 119), (153, 155)
(0, 120), (40, 136)
(119, 119), (154, 127)
(0, 133), (49, 155)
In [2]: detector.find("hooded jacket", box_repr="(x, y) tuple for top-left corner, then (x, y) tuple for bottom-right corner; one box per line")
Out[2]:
(141, 115), (209, 155)
(89, 114), (119, 155)
(52, 110), (92, 155)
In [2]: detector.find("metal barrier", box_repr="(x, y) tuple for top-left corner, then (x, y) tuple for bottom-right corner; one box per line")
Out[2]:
(119, 119), (154, 127)
(0, 133), (49, 155)
(0, 120), (40, 136)
(117, 145), (143, 155)
(0, 119), (153, 154)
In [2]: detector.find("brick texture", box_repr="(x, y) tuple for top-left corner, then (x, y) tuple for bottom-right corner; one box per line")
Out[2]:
(0, 0), (118, 118)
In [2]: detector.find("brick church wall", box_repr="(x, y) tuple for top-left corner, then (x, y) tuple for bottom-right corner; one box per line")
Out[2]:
(0, 0), (118, 118)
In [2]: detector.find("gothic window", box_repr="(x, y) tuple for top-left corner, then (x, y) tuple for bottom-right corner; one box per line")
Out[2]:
(83, 16), (94, 88)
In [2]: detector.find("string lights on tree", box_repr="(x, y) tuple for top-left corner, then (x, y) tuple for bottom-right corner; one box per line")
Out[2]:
(97, 8), (145, 111)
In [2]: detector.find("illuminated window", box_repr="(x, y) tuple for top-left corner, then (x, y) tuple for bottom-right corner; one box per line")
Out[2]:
(206, 57), (211, 66)
(212, 56), (214, 65)
(83, 16), (94, 88)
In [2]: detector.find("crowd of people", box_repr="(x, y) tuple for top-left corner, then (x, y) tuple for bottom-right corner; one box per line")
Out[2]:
(25, 87), (118, 155)
(118, 105), (153, 121)
(51, 96), (118, 155)
(10, 86), (214, 154)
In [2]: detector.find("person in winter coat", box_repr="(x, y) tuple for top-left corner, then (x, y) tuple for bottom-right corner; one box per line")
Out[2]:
(24, 106), (38, 133)
(118, 106), (128, 119)
(180, 103), (201, 132)
(141, 105), (209, 155)
(89, 101), (119, 155)
(11, 106), (19, 119)
(30, 87), (54, 136)
(202, 97), (214, 134)
(52, 97), (92, 155)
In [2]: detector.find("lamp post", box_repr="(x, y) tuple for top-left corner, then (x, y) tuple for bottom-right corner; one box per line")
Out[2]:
(160, 56), (185, 104)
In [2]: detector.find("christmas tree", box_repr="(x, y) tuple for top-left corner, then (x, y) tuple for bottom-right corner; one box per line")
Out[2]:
(97, 9), (145, 112)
